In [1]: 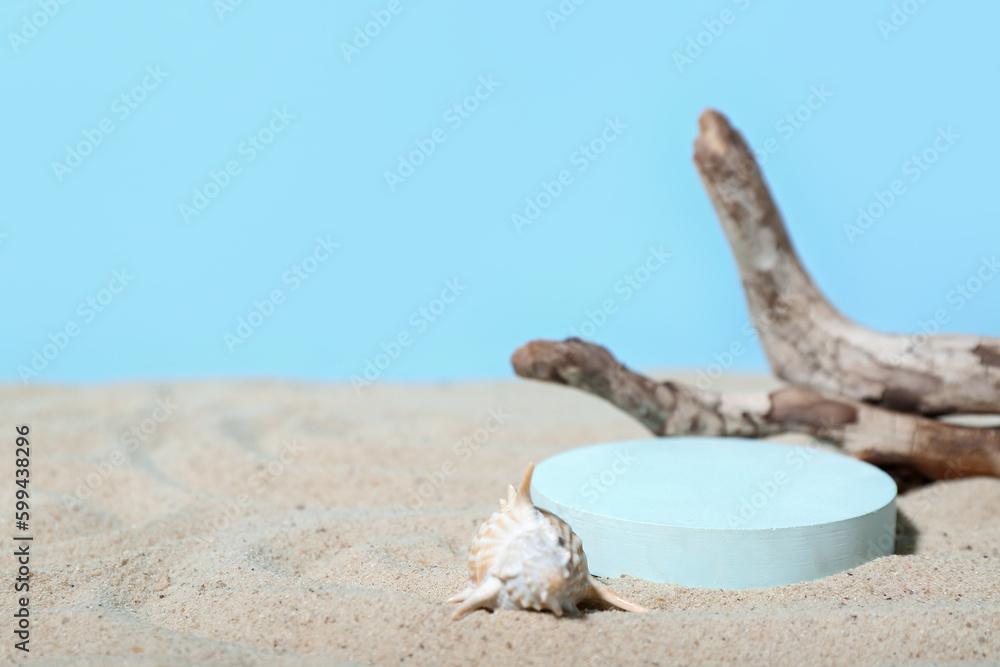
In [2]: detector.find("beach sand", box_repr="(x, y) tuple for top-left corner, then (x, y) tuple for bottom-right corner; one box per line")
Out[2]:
(1, 375), (997, 666)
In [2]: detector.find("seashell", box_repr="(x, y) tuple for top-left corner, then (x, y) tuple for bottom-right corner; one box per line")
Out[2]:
(449, 463), (649, 620)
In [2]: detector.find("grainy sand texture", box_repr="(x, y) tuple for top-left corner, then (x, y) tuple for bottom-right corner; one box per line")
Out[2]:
(0, 375), (997, 666)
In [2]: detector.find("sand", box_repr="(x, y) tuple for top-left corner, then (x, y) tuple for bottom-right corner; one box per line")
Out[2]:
(0, 374), (997, 666)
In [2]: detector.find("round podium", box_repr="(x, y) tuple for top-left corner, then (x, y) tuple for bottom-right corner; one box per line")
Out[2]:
(530, 438), (897, 589)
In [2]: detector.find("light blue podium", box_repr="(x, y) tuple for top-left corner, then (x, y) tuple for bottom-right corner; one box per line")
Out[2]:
(531, 438), (898, 589)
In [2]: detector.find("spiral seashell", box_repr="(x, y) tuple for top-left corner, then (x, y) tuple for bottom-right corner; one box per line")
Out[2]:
(449, 463), (649, 620)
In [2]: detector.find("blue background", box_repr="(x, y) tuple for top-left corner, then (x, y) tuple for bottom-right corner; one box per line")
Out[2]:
(3, 0), (997, 385)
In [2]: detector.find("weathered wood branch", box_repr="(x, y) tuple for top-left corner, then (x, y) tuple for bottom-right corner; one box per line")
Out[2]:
(693, 109), (1000, 416)
(511, 338), (1000, 481)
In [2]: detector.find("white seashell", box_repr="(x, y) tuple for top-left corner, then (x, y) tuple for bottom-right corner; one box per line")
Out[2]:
(449, 463), (649, 620)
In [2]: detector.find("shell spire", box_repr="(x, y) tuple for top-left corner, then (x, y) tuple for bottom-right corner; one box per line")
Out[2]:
(514, 462), (535, 508)
(449, 463), (649, 620)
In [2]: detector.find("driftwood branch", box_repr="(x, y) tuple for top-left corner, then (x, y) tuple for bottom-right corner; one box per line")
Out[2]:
(694, 109), (1000, 416)
(511, 109), (1000, 483)
(512, 338), (1000, 481)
